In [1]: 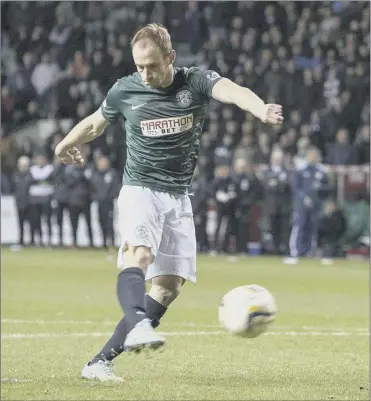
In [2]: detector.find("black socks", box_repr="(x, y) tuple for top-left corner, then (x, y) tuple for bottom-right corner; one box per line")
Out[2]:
(145, 293), (167, 329)
(117, 267), (146, 328)
(90, 268), (169, 364)
(90, 316), (128, 363)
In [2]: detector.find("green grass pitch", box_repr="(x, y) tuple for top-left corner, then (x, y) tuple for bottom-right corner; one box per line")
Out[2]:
(1, 248), (369, 400)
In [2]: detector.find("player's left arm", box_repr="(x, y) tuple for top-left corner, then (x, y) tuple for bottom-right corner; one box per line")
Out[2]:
(55, 80), (123, 165)
(211, 78), (283, 125)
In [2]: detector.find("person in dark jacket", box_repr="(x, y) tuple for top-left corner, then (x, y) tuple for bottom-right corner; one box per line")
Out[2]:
(211, 165), (237, 253)
(326, 129), (358, 165)
(89, 156), (121, 248)
(189, 165), (210, 253)
(28, 152), (54, 246)
(262, 149), (292, 254)
(232, 158), (263, 254)
(318, 200), (347, 264)
(12, 156), (34, 246)
(286, 147), (331, 264)
(65, 164), (94, 247)
(52, 158), (69, 246)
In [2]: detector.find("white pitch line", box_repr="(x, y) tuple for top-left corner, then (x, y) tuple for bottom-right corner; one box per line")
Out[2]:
(1, 331), (369, 340)
(302, 326), (369, 332)
(1, 378), (30, 383)
(1, 318), (219, 328)
(1, 319), (369, 332)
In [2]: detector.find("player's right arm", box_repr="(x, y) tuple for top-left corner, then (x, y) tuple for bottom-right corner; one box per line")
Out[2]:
(211, 78), (283, 125)
(55, 81), (121, 165)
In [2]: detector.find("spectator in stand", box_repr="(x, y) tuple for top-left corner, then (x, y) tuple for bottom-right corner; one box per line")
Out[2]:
(0, 132), (19, 181)
(211, 165), (237, 254)
(213, 134), (234, 168)
(31, 52), (60, 99)
(256, 132), (272, 164)
(5, 53), (36, 110)
(65, 163), (94, 248)
(323, 68), (341, 108)
(282, 59), (299, 111)
(262, 149), (292, 255)
(67, 51), (90, 80)
(233, 158), (262, 254)
(89, 156), (121, 249)
(297, 69), (316, 121)
(283, 128), (298, 156)
(287, 109), (302, 132)
(28, 152), (54, 246)
(189, 164), (210, 253)
(22, 100), (41, 124)
(13, 156), (34, 246)
(318, 200), (347, 264)
(293, 136), (310, 168)
(52, 155), (69, 247)
(109, 48), (130, 83)
(89, 50), (111, 92)
(234, 134), (259, 165)
(1, 86), (15, 129)
(326, 129), (358, 165)
(355, 125), (370, 165)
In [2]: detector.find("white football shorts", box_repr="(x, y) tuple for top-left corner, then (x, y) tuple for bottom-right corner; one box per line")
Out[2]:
(116, 185), (196, 283)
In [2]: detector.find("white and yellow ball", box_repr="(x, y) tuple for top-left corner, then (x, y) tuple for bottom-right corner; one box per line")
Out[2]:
(218, 284), (277, 338)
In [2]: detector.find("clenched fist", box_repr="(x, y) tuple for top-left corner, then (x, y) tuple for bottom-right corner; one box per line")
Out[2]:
(262, 104), (284, 125)
(55, 143), (85, 166)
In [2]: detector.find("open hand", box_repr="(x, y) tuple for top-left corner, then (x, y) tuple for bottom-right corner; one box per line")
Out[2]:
(55, 143), (85, 166)
(262, 104), (284, 125)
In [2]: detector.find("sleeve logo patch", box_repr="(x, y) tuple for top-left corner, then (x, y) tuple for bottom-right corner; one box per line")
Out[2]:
(206, 71), (221, 81)
(176, 89), (193, 108)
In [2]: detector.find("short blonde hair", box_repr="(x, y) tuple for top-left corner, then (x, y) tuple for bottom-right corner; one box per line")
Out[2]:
(130, 23), (172, 56)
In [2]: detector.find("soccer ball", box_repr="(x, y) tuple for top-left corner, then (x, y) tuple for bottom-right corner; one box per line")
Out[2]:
(218, 284), (277, 338)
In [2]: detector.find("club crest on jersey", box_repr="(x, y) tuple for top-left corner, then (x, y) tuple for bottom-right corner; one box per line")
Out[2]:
(176, 89), (192, 108)
(206, 71), (221, 81)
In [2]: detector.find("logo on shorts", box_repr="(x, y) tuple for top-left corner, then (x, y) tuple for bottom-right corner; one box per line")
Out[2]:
(135, 225), (150, 242)
(176, 89), (192, 108)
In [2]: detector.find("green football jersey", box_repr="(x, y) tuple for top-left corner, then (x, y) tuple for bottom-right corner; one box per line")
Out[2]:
(101, 67), (222, 194)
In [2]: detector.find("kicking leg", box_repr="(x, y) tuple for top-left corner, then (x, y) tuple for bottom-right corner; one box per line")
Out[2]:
(82, 245), (165, 381)
(120, 246), (166, 352)
(146, 275), (185, 328)
(82, 185), (166, 381)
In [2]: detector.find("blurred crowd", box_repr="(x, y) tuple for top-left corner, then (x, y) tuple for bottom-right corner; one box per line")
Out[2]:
(12, 149), (121, 248)
(1, 1), (370, 257)
(1, 2), (370, 174)
(8, 145), (369, 261)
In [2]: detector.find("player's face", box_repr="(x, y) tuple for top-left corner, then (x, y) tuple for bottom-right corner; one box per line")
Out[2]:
(132, 42), (174, 89)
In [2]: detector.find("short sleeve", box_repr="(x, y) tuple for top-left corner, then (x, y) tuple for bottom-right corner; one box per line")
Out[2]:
(187, 67), (223, 99)
(101, 81), (122, 123)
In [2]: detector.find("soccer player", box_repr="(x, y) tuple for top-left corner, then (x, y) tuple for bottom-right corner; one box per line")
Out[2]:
(55, 24), (284, 382)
